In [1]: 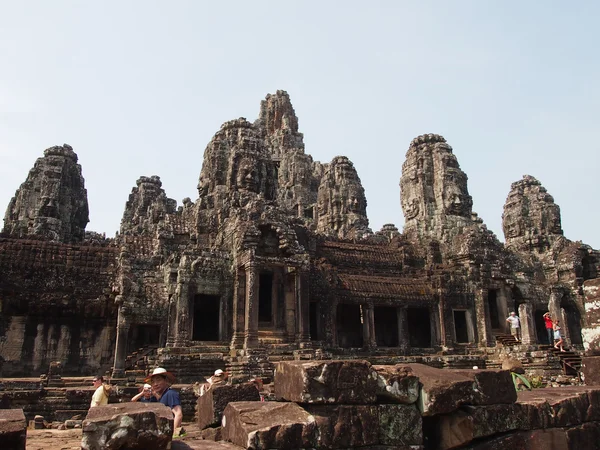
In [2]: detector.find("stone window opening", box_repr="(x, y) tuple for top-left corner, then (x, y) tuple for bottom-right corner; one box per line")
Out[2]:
(560, 299), (583, 346)
(309, 302), (319, 341)
(192, 294), (220, 341)
(258, 273), (274, 325)
(452, 310), (470, 344)
(336, 303), (363, 348)
(374, 306), (399, 347)
(407, 307), (432, 348)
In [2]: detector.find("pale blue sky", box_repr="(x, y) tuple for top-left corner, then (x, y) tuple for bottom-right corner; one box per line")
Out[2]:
(1, 1), (598, 247)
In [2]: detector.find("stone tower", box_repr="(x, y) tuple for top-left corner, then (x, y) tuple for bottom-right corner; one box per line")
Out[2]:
(3, 144), (89, 242)
(400, 134), (473, 244)
(502, 175), (563, 252)
(316, 155), (370, 239)
(120, 175), (177, 235)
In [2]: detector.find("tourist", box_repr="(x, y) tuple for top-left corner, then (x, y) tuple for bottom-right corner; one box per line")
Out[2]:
(131, 383), (156, 402)
(199, 369), (228, 395)
(90, 375), (109, 407)
(146, 367), (183, 431)
(553, 320), (565, 352)
(505, 312), (521, 343)
(543, 312), (554, 345)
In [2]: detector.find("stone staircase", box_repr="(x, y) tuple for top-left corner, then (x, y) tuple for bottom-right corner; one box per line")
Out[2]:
(544, 345), (582, 376)
(495, 332), (519, 347)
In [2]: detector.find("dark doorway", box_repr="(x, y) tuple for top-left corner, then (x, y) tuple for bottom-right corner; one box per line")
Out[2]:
(192, 295), (220, 341)
(375, 306), (399, 347)
(453, 311), (469, 343)
(309, 302), (319, 341)
(128, 324), (160, 353)
(336, 304), (363, 348)
(534, 310), (549, 344)
(259, 273), (273, 323)
(562, 304), (583, 346)
(407, 308), (431, 348)
(487, 290), (500, 329)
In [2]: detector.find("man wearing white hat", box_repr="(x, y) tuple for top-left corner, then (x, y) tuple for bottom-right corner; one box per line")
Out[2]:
(146, 367), (183, 430)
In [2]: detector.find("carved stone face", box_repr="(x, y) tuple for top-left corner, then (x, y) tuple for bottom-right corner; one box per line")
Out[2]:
(235, 158), (259, 193)
(503, 216), (523, 238)
(442, 170), (469, 216)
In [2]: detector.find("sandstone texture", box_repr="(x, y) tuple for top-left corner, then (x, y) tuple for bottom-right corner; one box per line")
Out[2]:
(81, 403), (173, 450)
(0, 408), (27, 450)
(274, 360), (378, 404)
(197, 382), (260, 430)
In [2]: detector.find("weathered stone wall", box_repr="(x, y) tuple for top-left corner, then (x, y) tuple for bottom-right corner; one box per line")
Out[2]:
(0, 238), (117, 376)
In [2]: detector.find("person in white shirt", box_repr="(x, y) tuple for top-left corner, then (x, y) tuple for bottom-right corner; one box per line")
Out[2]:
(506, 312), (521, 342)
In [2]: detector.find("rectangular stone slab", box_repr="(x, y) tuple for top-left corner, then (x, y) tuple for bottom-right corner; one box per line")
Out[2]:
(0, 409), (27, 450)
(81, 403), (173, 450)
(303, 404), (379, 448)
(221, 401), (316, 449)
(197, 382), (260, 430)
(409, 364), (515, 416)
(274, 360), (378, 404)
(373, 364), (420, 404)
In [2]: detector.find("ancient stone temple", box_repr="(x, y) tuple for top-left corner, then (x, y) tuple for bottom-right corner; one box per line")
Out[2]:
(1, 90), (599, 383)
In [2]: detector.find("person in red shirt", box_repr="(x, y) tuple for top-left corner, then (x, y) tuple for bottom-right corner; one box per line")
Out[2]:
(543, 312), (553, 345)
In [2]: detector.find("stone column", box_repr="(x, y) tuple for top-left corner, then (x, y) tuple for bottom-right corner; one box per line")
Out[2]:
(174, 280), (191, 347)
(296, 270), (311, 347)
(465, 310), (476, 343)
(474, 288), (490, 347)
(362, 304), (376, 349)
(497, 288), (510, 334)
(548, 288), (562, 322)
(438, 295), (448, 348)
(112, 304), (130, 378)
(430, 305), (439, 348)
(397, 308), (409, 352)
(560, 307), (571, 347)
(230, 270), (246, 349)
(244, 263), (259, 349)
(518, 303), (535, 345)
(165, 296), (177, 347)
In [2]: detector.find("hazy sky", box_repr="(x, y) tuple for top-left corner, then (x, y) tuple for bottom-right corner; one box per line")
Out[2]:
(1, 1), (598, 248)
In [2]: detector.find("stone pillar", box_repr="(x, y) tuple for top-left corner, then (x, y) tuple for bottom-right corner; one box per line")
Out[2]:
(174, 280), (191, 347)
(497, 288), (510, 334)
(230, 270), (246, 349)
(518, 303), (535, 345)
(474, 289), (490, 347)
(165, 296), (177, 347)
(112, 305), (130, 378)
(32, 323), (46, 372)
(430, 305), (439, 348)
(560, 307), (571, 347)
(296, 270), (311, 347)
(397, 308), (409, 352)
(244, 263), (259, 349)
(548, 289), (562, 322)
(362, 304), (376, 350)
(465, 310), (475, 343)
(438, 295), (448, 348)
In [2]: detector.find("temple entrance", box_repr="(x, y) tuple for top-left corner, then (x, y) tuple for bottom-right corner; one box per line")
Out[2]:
(374, 306), (399, 347)
(453, 310), (469, 343)
(487, 290), (500, 329)
(534, 309), (549, 344)
(336, 303), (363, 348)
(407, 307), (431, 348)
(128, 324), (160, 353)
(192, 294), (220, 341)
(258, 273), (273, 324)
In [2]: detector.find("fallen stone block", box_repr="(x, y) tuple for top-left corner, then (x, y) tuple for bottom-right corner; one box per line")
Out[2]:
(463, 428), (568, 449)
(373, 364), (420, 404)
(221, 401), (316, 449)
(274, 360), (378, 404)
(200, 426), (223, 441)
(423, 404), (524, 450)
(171, 440), (244, 450)
(304, 404), (379, 448)
(65, 419), (83, 429)
(566, 422), (600, 449)
(197, 382), (260, 430)
(517, 387), (592, 429)
(0, 409), (27, 450)
(378, 404), (422, 447)
(410, 364), (515, 415)
(81, 403), (173, 450)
